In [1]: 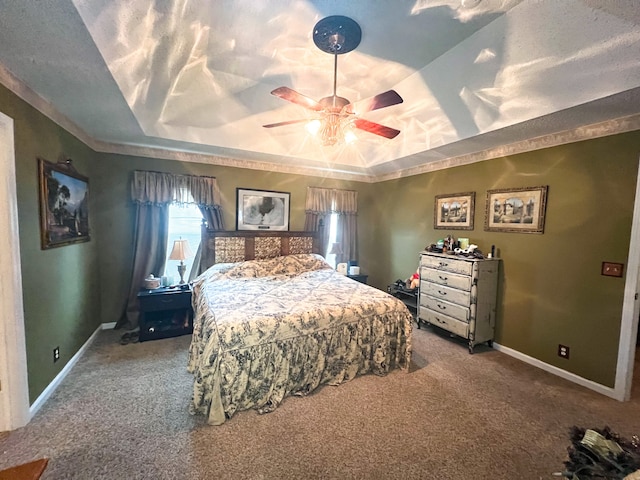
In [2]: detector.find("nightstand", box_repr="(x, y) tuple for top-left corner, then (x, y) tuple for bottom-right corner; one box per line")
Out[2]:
(137, 285), (194, 342)
(347, 274), (368, 284)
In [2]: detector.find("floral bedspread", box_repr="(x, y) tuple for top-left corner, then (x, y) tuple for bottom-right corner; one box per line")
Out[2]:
(187, 254), (413, 425)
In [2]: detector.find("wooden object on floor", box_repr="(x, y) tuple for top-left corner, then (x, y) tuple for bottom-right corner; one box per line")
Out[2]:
(0, 458), (48, 480)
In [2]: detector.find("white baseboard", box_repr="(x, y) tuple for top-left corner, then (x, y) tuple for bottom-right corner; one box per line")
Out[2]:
(29, 322), (114, 418)
(492, 342), (621, 400)
(26, 327), (622, 419)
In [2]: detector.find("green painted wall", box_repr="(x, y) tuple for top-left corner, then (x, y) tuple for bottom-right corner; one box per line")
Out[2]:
(0, 84), (102, 404)
(2, 78), (639, 402)
(370, 132), (640, 387)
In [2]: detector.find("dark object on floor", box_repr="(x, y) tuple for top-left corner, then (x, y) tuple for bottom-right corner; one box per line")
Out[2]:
(557, 426), (640, 478)
(119, 331), (139, 345)
(0, 458), (48, 480)
(393, 279), (417, 293)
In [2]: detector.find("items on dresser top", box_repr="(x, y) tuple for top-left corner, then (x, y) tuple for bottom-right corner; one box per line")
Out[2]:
(418, 251), (500, 353)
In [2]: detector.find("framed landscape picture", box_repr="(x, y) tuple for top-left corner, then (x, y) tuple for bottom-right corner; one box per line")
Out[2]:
(484, 186), (548, 234)
(38, 157), (90, 249)
(434, 192), (475, 230)
(236, 188), (290, 231)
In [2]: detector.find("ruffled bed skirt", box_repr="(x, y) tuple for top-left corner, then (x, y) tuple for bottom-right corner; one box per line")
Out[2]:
(188, 311), (412, 425)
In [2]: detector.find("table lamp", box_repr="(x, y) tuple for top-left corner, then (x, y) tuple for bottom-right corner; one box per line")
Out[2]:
(329, 242), (343, 266)
(169, 238), (193, 284)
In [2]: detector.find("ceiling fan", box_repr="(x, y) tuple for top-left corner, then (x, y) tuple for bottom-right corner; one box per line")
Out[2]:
(263, 16), (403, 146)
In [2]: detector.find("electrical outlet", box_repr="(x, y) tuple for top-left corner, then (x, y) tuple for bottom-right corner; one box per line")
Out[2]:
(558, 344), (570, 359)
(602, 262), (624, 277)
(53, 346), (60, 363)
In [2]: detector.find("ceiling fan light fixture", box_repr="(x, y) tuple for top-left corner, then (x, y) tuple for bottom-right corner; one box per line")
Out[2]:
(320, 113), (344, 146)
(306, 119), (322, 135)
(264, 16), (403, 146)
(344, 129), (358, 145)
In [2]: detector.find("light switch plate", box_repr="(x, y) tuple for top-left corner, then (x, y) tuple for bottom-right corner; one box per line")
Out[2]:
(602, 262), (624, 277)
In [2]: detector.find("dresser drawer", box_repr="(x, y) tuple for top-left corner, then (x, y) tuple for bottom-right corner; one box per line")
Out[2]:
(420, 255), (473, 276)
(139, 291), (192, 312)
(421, 294), (470, 322)
(419, 307), (469, 338)
(421, 268), (471, 291)
(420, 281), (470, 307)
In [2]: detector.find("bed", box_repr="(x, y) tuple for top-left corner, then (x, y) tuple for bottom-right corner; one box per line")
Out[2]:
(187, 230), (413, 425)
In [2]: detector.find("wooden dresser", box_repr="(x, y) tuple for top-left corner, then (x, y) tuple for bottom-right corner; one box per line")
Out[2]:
(418, 251), (500, 353)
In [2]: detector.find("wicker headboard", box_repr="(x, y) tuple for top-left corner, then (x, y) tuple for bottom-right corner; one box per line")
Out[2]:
(201, 229), (321, 269)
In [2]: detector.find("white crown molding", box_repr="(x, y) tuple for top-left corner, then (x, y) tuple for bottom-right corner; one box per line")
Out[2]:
(91, 140), (376, 182)
(0, 62), (98, 150)
(2, 62), (639, 184)
(373, 114), (640, 183)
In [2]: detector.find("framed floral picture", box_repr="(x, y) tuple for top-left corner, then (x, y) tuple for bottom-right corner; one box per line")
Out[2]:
(484, 186), (548, 234)
(38, 157), (90, 249)
(236, 188), (290, 231)
(434, 192), (475, 230)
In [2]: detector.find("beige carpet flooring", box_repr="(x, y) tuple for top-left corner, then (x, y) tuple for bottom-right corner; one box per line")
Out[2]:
(1, 325), (640, 479)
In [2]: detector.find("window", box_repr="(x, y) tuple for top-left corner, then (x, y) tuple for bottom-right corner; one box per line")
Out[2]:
(325, 213), (339, 268)
(163, 202), (202, 282)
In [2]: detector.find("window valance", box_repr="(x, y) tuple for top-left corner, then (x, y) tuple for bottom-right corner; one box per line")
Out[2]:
(131, 171), (221, 208)
(305, 187), (357, 214)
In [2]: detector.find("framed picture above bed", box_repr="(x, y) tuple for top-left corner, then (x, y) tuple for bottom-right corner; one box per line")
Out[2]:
(434, 192), (475, 230)
(236, 188), (290, 231)
(38, 157), (90, 249)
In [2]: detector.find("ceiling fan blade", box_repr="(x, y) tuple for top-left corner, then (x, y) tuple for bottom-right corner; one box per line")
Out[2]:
(271, 87), (324, 111)
(353, 118), (401, 139)
(263, 119), (311, 128)
(344, 90), (403, 115)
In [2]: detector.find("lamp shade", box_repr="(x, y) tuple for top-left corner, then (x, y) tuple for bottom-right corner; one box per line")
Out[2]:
(169, 239), (193, 261)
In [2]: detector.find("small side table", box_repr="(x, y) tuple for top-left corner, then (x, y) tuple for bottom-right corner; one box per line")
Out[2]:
(387, 283), (418, 320)
(347, 274), (368, 284)
(137, 285), (194, 342)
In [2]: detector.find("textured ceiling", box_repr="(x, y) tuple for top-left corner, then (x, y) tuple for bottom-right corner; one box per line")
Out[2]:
(0, 0), (639, 181)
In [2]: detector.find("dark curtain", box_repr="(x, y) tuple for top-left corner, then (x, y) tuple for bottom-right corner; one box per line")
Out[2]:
(304, 187), (334, 257)
(116, 171), (223, 330)
(190, 205), (225, 280)
(304, 211), (329, 256)
(333, 189), (358, 263)
(118, 203), (169, 330)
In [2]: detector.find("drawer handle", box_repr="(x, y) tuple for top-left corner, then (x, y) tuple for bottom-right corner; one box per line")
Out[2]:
(438, 290), (447, 296)
(437, 304), (447, 310)
(438, 262), (448, 267)
(434, 316), (446, 325)
(438, 276), (448, 281)
(161, 298), (174, 303)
